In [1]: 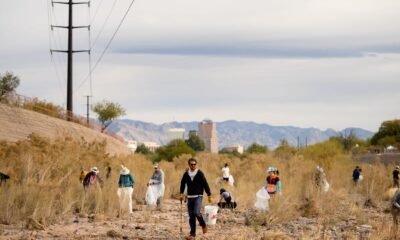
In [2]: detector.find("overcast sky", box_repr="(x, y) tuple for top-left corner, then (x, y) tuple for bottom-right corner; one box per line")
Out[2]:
(1, 0), (400, 132)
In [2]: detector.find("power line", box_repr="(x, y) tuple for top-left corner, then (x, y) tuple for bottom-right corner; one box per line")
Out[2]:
(90, 0), (104, 25)
(87, 1), (93, 97)
(46, 0), (65, 96)
(75, 0), (136, 92)
(91, 0), (117, 49)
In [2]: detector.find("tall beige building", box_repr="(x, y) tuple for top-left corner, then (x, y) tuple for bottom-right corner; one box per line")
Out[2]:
(198, 119), (218, 153)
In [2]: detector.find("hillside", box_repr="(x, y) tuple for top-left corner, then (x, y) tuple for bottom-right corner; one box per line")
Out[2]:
(109, 119), (374, 148)
(0, 103), (130, 155)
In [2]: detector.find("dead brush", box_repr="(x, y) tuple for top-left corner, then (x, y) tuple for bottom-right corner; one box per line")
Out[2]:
(0, 133), (396, 235)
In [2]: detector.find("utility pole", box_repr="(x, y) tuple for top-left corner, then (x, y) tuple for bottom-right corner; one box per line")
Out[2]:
(297, 136), (300, 149)
(84, 95), (91, 126)
(51, 0), (90, 121)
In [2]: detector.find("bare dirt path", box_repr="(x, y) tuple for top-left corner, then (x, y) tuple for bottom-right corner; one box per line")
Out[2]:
(0, 198), (393, 240)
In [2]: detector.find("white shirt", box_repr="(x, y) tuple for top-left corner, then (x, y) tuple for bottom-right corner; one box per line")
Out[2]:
(222, 167), (230, 178)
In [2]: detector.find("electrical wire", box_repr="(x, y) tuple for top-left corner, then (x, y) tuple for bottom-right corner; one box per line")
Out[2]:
(88, 1), (93, 98)
(91, 0), (118, 49)
(75, 0), (136, 92)
(46, 0), (65, 98)
(90, 0), (104, 25)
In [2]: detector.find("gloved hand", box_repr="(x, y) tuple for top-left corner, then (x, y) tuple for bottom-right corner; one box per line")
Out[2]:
(208, 196), (213, 203)
(179, 194), (184, 202)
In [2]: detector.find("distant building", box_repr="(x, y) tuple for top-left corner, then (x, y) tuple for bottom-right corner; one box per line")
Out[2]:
(142, 141), (160, 152)
(385, 145), (398, 153)
(189, 130), (198, 137)
(223, 144), (244, 154)
(127, 140), (138, 152)
(198, 119), (218, 153)
(167, 128), (185, 142)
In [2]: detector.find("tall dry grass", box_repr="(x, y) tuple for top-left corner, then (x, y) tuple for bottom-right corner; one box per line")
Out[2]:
(0, 134), (397, 238)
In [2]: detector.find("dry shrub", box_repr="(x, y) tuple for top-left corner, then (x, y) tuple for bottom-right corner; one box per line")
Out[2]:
(0, 132), (396, 232)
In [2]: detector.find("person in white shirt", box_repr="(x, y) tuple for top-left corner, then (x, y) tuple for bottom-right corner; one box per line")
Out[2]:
(221, 163), (230, 182)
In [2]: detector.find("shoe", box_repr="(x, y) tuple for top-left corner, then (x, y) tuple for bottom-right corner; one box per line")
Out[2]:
(202, 225), (208, 234)
(185, 234), (195, 239)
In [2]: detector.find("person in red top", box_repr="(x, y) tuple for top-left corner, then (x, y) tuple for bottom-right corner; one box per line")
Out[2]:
(265, 167), (282, 195)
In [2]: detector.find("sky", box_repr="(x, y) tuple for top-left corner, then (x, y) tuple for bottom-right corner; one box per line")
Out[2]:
(1, 0), (400, 132)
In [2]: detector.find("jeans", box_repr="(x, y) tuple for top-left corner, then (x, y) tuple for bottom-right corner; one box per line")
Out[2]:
(187, 196), (206, 236)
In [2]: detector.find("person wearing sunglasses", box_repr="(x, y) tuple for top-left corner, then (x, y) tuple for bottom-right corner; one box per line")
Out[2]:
(179, 158), (212, 239)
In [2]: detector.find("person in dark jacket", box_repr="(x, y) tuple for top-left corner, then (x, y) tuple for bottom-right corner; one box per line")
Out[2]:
(352, 166), (361, 184)
(393, 166), (400, 188)
(0, 172), (10, 185)
(180, 158), (212, 239)
(83, 167), (103, 189)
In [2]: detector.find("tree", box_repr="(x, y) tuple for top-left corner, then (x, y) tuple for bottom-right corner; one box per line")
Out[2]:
(155, 139), (195, 162)
(92, 100), (126, 132)
(0, 71), (20, 97)
(185, 134), (205, 152)
(330, 130), (359, 152)
(246, 143), (268, 154)
(219, 148), (241, 157)
(371, 119), (400, 146)
(135, 144), (151, 155)
(274, 139), (297, 159)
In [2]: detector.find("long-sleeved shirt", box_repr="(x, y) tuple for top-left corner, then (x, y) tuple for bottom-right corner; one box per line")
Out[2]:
(180, 169), (211, 197)
(392, 189), (400, 210)
(150, 170), (164, 185)
(118, 174), (134, 188)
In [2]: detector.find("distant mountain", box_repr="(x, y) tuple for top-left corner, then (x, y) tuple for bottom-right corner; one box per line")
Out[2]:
(109, 119), (374, 149)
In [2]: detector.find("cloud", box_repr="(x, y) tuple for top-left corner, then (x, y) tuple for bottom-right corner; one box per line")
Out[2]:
(1, 0), (399, 132)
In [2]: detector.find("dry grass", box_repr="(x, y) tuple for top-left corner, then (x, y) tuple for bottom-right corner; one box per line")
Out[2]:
(0, 134), (397, 237)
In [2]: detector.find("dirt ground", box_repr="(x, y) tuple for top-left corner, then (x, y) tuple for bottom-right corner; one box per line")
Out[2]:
(0, 198), (396, 240)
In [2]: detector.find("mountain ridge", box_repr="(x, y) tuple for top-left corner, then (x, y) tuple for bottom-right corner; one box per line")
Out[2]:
(109, 119), (374, 149)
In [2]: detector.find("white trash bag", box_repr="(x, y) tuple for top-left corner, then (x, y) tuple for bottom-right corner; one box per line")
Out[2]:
(145, 183), (165, 206)
(228, 175), (235, 187)
(254, 187), (270, 211)
(117, 187), (133, 212)
(359, 175), (363, 182)
(322, 181), (330, 192)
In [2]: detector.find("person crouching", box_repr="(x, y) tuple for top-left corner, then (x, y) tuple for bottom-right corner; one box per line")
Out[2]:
(218, 188), (237, 209)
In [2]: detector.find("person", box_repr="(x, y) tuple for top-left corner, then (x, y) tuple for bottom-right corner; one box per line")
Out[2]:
(0, 172), (10, 185)
(106, 165), (112, 179)
(265, 167), (282, 195)
(314, 166), (330, 192)
(79, 167), (88, 183)
(221, 163), (230, 182)
(83, 167), (103, 189)
(218, 188), (237, 209)
(179, 158), (212, 239)
(352, 166), (361, 184)
(393, 166), (400, 188)
(391, 188), (400, 231)
(147, 163), (165, 209)
(117, 165), (134, 215)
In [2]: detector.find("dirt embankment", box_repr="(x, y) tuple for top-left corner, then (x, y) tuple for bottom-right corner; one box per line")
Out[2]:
(0, 104), (130, 155)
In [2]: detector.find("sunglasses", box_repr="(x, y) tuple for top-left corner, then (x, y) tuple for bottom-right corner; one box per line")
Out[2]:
(189, 163), (197, 166)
